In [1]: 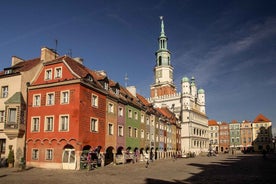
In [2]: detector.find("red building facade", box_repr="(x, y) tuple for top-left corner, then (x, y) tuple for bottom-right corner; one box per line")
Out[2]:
(26, 54), (106, 169)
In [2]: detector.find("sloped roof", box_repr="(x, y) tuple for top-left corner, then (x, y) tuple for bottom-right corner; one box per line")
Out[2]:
(63, 56), (90, 78)
(136, 93), (151, 106)
(253, 113), (271, 123)
(4, 92), (24, 104)
(208, 119), (218, 126)
(0, 58), (40, 77)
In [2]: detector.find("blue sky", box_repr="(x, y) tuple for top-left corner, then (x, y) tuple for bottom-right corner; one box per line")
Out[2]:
(1, 0), (276, 125)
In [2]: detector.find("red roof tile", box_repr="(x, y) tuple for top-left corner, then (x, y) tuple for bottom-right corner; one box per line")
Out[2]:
(253, 113), (271, 123)
(208, 119), (218, 126)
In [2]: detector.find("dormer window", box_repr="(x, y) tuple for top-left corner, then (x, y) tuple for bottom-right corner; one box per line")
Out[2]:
(87, 75), (93, 82)
(104, 82), (108, 90)
(4, 69), (12, 75)
(115, 88), (119, 95)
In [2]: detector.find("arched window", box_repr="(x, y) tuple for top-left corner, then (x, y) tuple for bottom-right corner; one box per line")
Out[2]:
(158, 56), (162, 66)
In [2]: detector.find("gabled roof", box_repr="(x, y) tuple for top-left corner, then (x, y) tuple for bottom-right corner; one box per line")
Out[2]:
(208, 119), (218, 126)
(220, 122), (229, 125)
(253, 113), (271, 123)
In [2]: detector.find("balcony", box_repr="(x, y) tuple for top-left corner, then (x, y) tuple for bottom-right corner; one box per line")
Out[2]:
(4, 122), (25, 139)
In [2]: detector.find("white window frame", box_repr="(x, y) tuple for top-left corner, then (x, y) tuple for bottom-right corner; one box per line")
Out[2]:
(31, 117), (40, 132)
(140, 129), (144, 139)
(46, 92), (55, 106)
(44, 116), (54, 132)
(91, 94), (98, 107)
(45, 149), (53, 160)
(118, 125), (124, 137)
(128, 109), (132, 118)
(59, 115), (69, 132)
(32, 148), (39, 160)
(141, 114), (144, 123)
(60, 90), (69, 104)
(128, 127), (132, 137)
(0, 111), (4, 123)
(8, 108), (16, 123)
(118, 107), (123, 117)
(54, 67), (62, 78)
(108, 123), (114, 135)
(134, 128), (138, 138)
(1, 86), (8, 98)
(33, 94), (41, 107)
(90, 118), (98, 132)
(134, 112), (138, 120)
(108, 103), (114, 113)
(45, 69), (52, 80)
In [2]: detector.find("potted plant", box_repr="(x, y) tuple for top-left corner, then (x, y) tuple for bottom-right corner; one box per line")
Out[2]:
(7, 146), (15, 168)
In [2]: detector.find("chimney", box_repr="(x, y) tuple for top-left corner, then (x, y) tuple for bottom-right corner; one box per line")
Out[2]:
(97, 70), (107, 77)
(127, 86), (136, 97)
(41, 47), (58, 62)
(11, 56), (24, 66)
(73, 57), (83, 65)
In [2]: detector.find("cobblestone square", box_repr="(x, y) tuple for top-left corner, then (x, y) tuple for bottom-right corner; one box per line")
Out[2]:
(1, 153), (275, 184)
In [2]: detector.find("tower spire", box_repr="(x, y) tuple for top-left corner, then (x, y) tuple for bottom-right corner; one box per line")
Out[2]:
(160, 16), (165, 37)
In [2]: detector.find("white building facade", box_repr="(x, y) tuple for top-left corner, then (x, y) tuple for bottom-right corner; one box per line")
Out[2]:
(148, 17), (209, 155)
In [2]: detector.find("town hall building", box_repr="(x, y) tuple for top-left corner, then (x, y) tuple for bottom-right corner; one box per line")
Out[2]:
(148, 17), (209, 155)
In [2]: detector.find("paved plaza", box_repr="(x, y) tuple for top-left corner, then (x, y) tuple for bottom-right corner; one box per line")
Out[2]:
(0, 153), (275, 184)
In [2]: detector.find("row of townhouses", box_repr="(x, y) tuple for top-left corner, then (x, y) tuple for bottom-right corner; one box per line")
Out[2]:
(0, 47), (182, 169)
(208, 114), (273, 154)
(0, 17), (211, 170)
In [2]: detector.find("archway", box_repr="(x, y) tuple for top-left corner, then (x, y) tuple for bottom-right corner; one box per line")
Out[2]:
(62, 144), (76, 170)
(105, 146), (114, 166)
(117, 146), (124, 155)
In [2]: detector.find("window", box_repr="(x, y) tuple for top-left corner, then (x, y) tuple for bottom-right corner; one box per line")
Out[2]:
(1, 86), (8, 98)
(45, 69), (52, 80)
(32, 149), (39, 160)
(128, 127), (132, 137)
(104, 82), (108, 90)
(59, 115), (69, 131)
(54, 67), (62, 78)
(115, 88), (119, 95)
(0, 111), (4, 123)
(61, 91), (69, 104)
(46, 93), (55, 105)
(91, 94), (98, 107)
(45, 149), (53, 160)
(141, 114), (144, 123)
(108, 103), (114, 113)
(146, 118), (149, 125)
(141, 129), (144, 139)
(128, 109), (132, 118)
(90, 118), (98, 132)
(146, 132), (150, 140)
(0, 139), (6, 154)
(32, 117), (40, 132)
(108, 123), (114, 135)
(134, 112), (138, 120)
(118, 107), (123, 116)
(45, 116), (54, 132)
(118, 125), (123, 136)
(8, 108), (16, 123)
(33, 94), (41, 106)
(134, 128), (138, 138)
